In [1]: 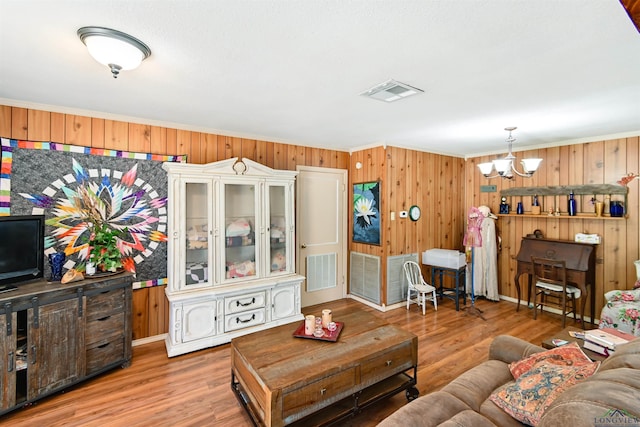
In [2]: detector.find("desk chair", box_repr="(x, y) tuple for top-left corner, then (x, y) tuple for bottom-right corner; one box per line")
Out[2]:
(403, 261), (437, 315)
(531, 257), (581, 328)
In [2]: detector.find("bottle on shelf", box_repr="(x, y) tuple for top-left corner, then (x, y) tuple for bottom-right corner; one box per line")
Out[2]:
(610, 200), (624, 217)
(568, 192), (577, 216)
(499, 196), (510, 214)
(516, 201), (524, 214)
(531, 194), (541, 215)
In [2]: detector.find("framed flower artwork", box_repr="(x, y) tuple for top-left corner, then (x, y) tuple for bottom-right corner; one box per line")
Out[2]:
(353, 181), (381, 245)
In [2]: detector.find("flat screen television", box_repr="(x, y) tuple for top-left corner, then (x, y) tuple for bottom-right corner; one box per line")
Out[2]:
(0, 215), (45, 291)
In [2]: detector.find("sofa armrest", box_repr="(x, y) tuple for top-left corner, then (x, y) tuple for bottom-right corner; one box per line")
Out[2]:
(489, 335), (544, 364)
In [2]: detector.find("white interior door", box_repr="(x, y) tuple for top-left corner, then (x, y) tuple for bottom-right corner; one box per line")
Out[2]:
(296, 166), (347, 308)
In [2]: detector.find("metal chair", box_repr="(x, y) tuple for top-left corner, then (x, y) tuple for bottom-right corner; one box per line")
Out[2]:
(531, 257), (581, 328)
(403, 261), (437, 315)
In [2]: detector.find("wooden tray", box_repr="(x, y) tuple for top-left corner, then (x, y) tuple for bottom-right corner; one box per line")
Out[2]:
(293, 321), (343, 342)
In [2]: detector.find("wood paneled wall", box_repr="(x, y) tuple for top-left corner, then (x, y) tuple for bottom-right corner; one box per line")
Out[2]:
(349, 146), (466, 304)
(0, 105), (349, 340)
(465, 137), (640, 320)
(4, 103), (636, 334)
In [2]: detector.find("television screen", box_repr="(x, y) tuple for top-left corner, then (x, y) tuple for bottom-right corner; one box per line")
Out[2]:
(0, 215), (45, 288)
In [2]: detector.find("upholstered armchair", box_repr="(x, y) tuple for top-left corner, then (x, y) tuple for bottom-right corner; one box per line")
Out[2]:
(599, 289), (640, 336)
(599, 261), (640, 336)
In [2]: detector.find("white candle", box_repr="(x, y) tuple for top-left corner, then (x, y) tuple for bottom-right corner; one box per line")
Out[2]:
(304, 315), (315, 335)
(322, 309), (332, 328)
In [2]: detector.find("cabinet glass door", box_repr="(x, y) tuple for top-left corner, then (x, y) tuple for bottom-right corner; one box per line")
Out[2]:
(267, 183), (290, 275)
(184, 181), (212, 288)
(223, 182), (258, 280)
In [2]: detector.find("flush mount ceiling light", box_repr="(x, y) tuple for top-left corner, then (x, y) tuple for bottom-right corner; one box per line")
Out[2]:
(77, 26), (151, 78)
(360, 79), (423, 102)
(478, 127), (543, 179)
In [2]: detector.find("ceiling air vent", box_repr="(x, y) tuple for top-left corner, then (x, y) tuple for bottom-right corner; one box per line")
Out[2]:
(360, 79), (423, 103)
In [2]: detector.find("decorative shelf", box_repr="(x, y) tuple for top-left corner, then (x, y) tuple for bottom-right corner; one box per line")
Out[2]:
(497, 213), (625, 220)
(499, 184), (628, 219)
(500, 184), (627, 197)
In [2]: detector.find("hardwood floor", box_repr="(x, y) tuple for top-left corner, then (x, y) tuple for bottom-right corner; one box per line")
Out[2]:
(1, 297), (567, 426)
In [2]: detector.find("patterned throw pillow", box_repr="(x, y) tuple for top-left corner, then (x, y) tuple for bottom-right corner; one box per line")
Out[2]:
(490, 361), (600, 426)
(509, 342), (592, 379)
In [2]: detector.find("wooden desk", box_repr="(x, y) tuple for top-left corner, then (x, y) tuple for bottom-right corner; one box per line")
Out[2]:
(514, 237), (596, 327)
(230, 304), (418, 426)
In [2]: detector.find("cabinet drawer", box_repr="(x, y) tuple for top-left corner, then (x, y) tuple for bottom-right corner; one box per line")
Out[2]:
(224, 291), (266, 314)
(224, 308), (266, 332)
(360, 342), (414, 385)
(86, 288), (125, 321)
(86, 312), (125, 346)
(283, 367), (357, 420)
(86, 338), (125, 375)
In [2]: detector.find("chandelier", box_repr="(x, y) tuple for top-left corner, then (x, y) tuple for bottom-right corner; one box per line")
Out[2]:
(477, 127), (542, 179)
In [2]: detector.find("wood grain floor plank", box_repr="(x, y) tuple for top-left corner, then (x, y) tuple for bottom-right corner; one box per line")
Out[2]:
(0, 297), (565, 426)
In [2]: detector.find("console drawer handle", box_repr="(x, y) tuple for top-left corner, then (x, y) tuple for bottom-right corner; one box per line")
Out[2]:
(320, 388), (327, 395)
(386, 360), (393, 366)
(237, 297), (256, 307)
(98, 315), (112, 321)
(236, 313), (256, 324)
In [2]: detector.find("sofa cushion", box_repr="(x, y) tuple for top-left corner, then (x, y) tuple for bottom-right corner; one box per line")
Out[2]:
(479, 399), (527, 427)
(538, 368), (640, 427)
(489, 335), (545, 364)
(490, 361), (600, 426)
(508, 342), (592, 379)
(438, 409), (499, 427)
(376, 391), (473, 427)
(600, 338), (640, 371)
(442, 359), (514, 411)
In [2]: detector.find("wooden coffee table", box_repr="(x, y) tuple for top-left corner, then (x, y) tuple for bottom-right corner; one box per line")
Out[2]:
(541, 326), (606, 362)
(230, 304), (418, 426)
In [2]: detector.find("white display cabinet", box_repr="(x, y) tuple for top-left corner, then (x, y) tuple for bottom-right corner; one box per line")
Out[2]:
(163, 158), (304, 357)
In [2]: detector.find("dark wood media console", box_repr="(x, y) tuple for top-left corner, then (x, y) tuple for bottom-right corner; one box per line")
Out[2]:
(0, 272), (133, 415)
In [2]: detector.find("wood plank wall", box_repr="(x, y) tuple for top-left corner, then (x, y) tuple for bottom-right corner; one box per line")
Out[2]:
(4, 103), (633, 335)
(349, 146), (466, 303)
(0, 105), (349, 340)
(465, 137), (640, 320)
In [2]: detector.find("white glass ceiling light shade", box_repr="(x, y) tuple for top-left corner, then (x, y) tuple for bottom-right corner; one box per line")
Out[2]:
(77, 27), (151, 78)
(477, 127), (542, 179)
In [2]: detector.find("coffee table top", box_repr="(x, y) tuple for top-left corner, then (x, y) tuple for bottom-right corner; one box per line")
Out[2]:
(231, 304), (417, 391)
(542, 326), (606, 361)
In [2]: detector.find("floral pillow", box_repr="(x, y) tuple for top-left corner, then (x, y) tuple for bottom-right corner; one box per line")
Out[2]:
(509, 342), (593, 379)
(491, 360), (600, 426)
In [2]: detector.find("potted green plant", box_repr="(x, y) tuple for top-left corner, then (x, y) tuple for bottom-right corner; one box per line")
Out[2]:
(89, 223), (124, 272)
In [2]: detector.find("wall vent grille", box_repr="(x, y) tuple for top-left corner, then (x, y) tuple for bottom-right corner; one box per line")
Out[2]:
(306, 252), (337, 292)
(349, 252), (381, 304)
(387, 253), (419, 305)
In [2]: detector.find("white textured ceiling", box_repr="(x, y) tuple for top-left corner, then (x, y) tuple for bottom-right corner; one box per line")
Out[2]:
(1, 0), (639, 157)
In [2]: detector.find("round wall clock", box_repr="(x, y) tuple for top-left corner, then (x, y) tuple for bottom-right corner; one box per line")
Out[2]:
(409, 205), (421, 221)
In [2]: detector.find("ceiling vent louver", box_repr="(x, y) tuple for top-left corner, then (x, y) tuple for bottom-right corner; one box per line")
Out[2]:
(360, 79), (423, 102)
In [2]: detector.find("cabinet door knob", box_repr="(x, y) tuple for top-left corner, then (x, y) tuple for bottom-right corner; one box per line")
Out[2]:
(301, 244), (307, 249)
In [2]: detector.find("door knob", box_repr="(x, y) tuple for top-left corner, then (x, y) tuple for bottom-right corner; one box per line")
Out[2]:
(301, 244), (307, 249)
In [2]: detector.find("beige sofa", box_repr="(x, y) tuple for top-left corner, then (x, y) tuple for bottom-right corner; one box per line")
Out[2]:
(378, 335), (640, 426)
